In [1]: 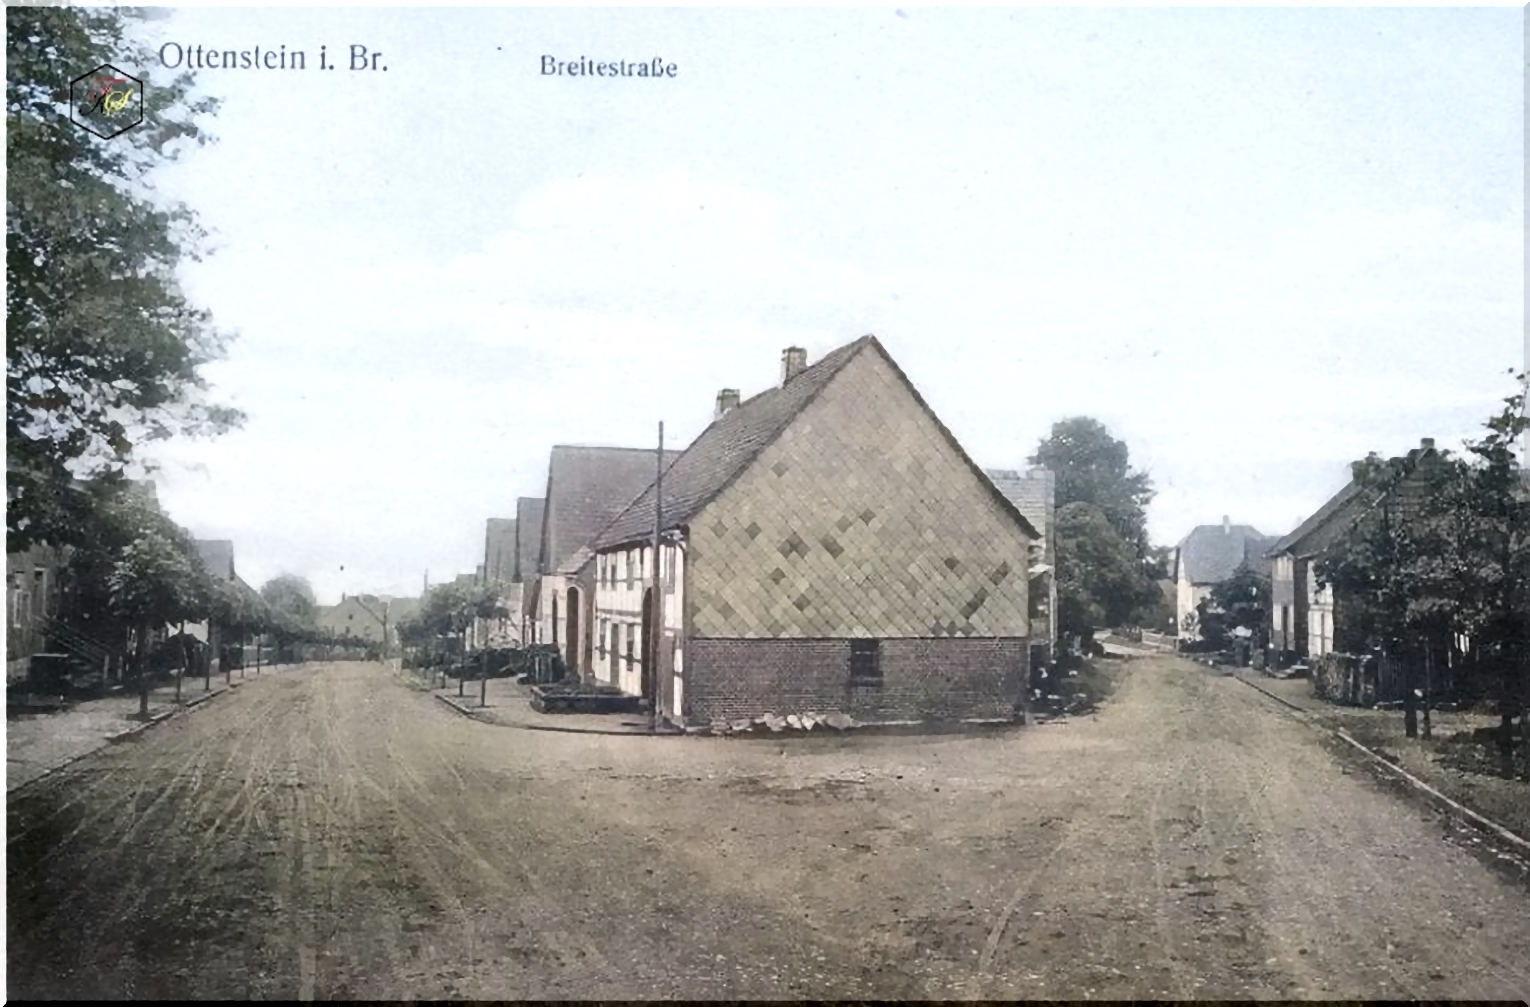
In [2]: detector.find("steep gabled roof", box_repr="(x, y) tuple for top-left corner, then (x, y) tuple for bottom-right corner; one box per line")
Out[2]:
(1175, 524), (1270, 585)
(557, 543), (595, 576)
(1267, 445), (1446, 560)
(195, 540), (235, 581)
(1265, 481), (1365, 558)
(514, 497), (544, 581)
(538, 445), (681, 575)
(485, 518), (516, 583)
(594, 335), (1039, 550)
(985, 468), (1055, 550)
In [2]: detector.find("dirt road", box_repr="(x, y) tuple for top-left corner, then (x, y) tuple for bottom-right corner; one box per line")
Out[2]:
(8, 657), (1529, 999)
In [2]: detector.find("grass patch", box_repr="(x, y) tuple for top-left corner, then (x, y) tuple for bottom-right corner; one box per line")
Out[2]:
(1319, 708), (1530, 843)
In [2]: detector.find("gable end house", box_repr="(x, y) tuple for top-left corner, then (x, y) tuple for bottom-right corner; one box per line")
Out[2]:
(587, 336), (1039, 728)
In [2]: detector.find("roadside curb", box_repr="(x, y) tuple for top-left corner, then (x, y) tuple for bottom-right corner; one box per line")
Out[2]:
(1234, 674), (1314, 716)
(8, 683), (240, 798)
(1233, 674), (1530, 855)
(1333, 728), (1530, 855)
(429, 689), (1026, 740)
(430, 692), (653, 736)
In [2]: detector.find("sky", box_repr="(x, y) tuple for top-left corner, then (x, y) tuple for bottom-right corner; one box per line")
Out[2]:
(131, 5), (1524, 605)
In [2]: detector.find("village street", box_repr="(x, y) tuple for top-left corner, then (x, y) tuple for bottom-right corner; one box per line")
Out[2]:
(7, 656), (1530, 1001)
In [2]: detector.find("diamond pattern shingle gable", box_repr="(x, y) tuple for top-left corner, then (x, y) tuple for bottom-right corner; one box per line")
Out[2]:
(594, 335), (1038, 549)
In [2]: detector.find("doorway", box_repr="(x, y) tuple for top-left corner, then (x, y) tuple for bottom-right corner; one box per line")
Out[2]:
(565, 587), (580, 675)
(640, 588), (654, 703)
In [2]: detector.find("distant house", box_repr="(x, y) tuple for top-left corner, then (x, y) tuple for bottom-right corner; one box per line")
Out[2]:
(1172, 518), (1272, 642)
(315, 593), (417, 650)
(187, 540), (236, 672)
(514, 498), (543, 582)
(514, 496), (544, 638)
(587, 337), (1039, 728)
(5, 543), (68, 684)
(528, 444), (680, 667)
(484, 518), (516, 584)
(1266, 438), (1443, 662)
(985, 467), (1057, 661)
(478, 518), (523, 644)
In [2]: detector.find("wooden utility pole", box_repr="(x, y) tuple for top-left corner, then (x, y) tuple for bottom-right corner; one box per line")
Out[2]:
(650, 421), (664, 733)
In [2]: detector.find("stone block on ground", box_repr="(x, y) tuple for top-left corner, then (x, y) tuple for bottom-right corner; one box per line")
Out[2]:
(786, 714), (803, 730)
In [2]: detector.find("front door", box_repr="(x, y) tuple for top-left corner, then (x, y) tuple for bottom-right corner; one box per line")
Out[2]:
(640, 589), (654, 703)
(565, 587), (580, 676)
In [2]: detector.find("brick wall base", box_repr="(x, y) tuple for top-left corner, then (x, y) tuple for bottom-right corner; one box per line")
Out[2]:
(682, 637), (1027, 724)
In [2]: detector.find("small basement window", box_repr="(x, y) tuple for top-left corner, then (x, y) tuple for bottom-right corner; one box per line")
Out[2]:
(849, 639), (881, 685)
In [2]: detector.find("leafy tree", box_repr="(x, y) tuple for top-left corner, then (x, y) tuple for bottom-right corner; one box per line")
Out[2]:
(1030, 417), (1156, 556)
(62, 482), (214, 714)
(1318, 371), (1528, 754)
(1033, 418), (1162, 644)
(1450, 373), (1529, 767)
(7, 6), (239, 552)
(260, 573), (318, 627)
(397, 580), (507, 668)
(1144, 543), (1175, 581)
(1195, 561), (1271, 654)
(1054, 502), (1160, 649)
(1317, 451), (1448, 737)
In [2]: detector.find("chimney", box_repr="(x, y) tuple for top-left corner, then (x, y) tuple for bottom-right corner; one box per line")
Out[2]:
(714, 388), (740, 419)
(1222, 515), (1231, 534)
(781, 346), (807, 385)
(1420, 437), (1435, 451)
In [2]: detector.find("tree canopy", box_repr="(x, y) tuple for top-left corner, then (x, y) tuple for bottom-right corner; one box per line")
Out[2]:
(6, 6), (238, 551)
(260, 573), (318, 628)
(1054, 501), (1162, 641)
(66, 481), (214, 635)
(398, 580), (507, 644)
(1030, 417), (1156, 556)
(1194, 561), (1271, 653)
(1033, 418), (1162, 643)
(1317, 371), (1527, 746)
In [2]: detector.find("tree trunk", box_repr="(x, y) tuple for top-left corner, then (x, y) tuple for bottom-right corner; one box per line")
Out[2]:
(1421, 642), (1433, 741)
(1400, 644), (1418, 739)
(1500, 646), (1516, 778)
(135, 622), (151, 718)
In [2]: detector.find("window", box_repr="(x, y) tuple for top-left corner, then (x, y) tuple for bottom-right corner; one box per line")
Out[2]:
(624, 623), (636, 666)
(598, 619), (608, 657)
(850, 639), (881, 685)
